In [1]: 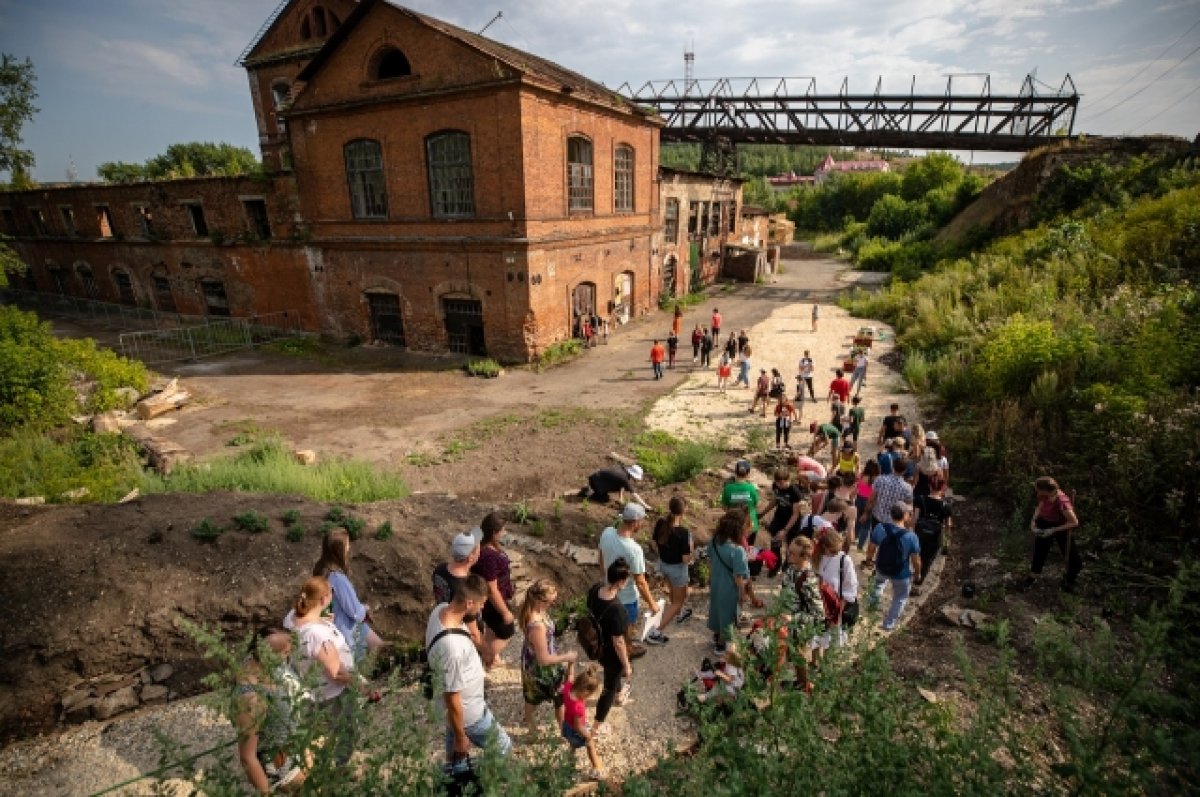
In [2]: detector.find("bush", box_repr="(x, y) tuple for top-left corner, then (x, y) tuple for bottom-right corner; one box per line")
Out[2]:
(375, 520), (394, 541)
(632, 430), (720, 483)
(232, 510), (269, 533)
(0, 428), (143, 502)
(281, 508), (301, 526)
(191, 518), (223, 542)
(341, 515), (365, 540)
(143, 438), (409, 503)
(465, 358), (502, 378)
(537, 338), (582, 369)
(286, 524), (305, 542)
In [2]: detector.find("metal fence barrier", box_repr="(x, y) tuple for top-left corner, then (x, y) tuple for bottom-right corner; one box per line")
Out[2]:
(0, 289), (310, 365)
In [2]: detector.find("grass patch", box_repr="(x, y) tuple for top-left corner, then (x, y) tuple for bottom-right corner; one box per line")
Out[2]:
(631, 430), (720, 484)
(465, 358), (502, 378)
(537, 339), (583, 370)
(144, 438), (408, 503)
(232, 510), (269, 533)
(222, 419), (271, 447)
(265, 336), (335, 365)
(404, 451), (438, 467)
(535, 407), (592, 429)
(743, 423), (772, 453)
(0, 428), (143, 503)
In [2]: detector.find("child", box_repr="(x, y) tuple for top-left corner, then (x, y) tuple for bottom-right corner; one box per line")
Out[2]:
(697, 647), (745, 704)
(716, 352), (732, 392)
(561, 666), (604, 780)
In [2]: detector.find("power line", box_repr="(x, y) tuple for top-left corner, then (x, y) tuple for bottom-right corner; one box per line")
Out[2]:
(1087, 41), (1200, 121)
(1087, 17), (1200, 107)
(1127, 81), (1200, 133)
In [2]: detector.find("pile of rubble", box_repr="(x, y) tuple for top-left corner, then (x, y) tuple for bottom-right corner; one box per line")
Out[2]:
(58, 664), (177, 723)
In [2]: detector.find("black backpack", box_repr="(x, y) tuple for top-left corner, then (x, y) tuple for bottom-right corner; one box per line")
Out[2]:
(876, 524), (907, 578)
(420, 627), (472, 699)
(577, 585), (613, 661)
(915, 497), (947, 537)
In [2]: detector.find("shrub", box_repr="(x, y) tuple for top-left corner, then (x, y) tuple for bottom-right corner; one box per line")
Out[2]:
(281, 508), (301, 526)
(286, 524), (305, 543)
(632, 430), (720, 483)
(375, 520), (394, 541)
(191, 518), (222, 542)
(326, 506), (346, 523)
(0, 428), (143, 502)
(143, 438), (409, 503)
(537, 338), (583, 369)
(341, 515), (365, 540)
(232, 510), (269, 533)
(465, 358), (502, 378)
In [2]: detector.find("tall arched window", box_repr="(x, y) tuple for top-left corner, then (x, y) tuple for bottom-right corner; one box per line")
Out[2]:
(75, 263), (98, 298)
(426, 132), (475, 219)
(112, 268), (136, 305)
(344, 139), (388, 219)
(567, 136), (593, 213)
(614, 145), (634, 212)
(375, 48), (413, 80)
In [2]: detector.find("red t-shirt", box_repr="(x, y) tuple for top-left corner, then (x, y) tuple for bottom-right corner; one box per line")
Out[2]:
(650, 344), (666, 363)
(829, 378), (850, 402)
(1037, 491), (1073, 523)
(561, 681), (587, 728)
(712, 312), (722, 329)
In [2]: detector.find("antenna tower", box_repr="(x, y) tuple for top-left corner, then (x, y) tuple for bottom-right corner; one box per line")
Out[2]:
(684, 41), (695, 94)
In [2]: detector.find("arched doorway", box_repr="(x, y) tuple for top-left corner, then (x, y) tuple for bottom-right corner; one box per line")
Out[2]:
(613, 271), (634, 325)
(571, 282), (596, 338)
(365, 291), (406, 346)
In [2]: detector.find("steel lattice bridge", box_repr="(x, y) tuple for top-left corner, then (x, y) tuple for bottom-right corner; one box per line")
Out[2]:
(617, 73), (1079, 153)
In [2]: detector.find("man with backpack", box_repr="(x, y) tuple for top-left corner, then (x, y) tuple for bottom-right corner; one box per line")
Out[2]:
(864, 504), (922, 632)
(426, 574), (512, 764)
(913, 485), (952, 592)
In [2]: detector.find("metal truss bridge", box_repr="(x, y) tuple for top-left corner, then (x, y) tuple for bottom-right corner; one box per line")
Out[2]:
(617, 73), (1079, 154)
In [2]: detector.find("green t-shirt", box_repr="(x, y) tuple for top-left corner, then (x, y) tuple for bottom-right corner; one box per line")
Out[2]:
(818, 423), (841, 446)
(849, 406), (866, 432)
(721, 480), (761, 531)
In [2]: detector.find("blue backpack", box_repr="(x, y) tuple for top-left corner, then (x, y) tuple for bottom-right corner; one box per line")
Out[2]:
(876, 523), (907, 578)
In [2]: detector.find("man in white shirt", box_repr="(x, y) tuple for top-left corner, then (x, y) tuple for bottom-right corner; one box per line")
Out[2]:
(597, 503), (658, 654)
(426, 574), (512, 762)
(797, 350), (816, 402)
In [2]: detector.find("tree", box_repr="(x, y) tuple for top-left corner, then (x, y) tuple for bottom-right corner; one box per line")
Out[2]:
(0, 54), (38, 189)
(900, 152), (962, 200)
(97, 141), (262, 182)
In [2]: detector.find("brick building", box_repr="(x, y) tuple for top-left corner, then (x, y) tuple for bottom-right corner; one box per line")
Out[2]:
(0, 1), (745, 362)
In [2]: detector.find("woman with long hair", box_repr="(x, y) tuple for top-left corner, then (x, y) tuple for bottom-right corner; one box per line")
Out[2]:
(708, 507), (759, 656)
(816, 529), (859, 648)
(518, 579), (578, 731)
(652, 497), (694, 632)
(471, 512), (516, 668)
(1027, 476), (1083, 591)
(289, 576), (358, 763)
(313, 528), (386, 662)
(855, 459), (880, 551)
(234, 627), (306, 794)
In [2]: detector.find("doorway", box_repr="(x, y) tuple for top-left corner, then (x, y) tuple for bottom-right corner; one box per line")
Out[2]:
(366, 292), (406, 346)
(571, 282), (596, 337)
(443, 297), (485, 356)
(663, 255), (677, 299)
(613, 271), (633, 325)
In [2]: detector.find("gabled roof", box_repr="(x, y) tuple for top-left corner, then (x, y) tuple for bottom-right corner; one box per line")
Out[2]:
(295, 0), (657, 119)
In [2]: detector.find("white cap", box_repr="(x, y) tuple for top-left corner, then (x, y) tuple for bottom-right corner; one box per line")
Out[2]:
(626, 464), (644, 481)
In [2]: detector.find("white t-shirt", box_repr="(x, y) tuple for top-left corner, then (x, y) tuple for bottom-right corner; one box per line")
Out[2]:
(292, 618), (354, 701)
(425, 604), (488, 726)
(799, 513), (834, 537)
(819, 552), (859, 603)
(598, 526), (645, 605)
(799, 357), (814, 378)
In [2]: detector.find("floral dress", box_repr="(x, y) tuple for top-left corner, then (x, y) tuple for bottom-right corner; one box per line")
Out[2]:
(521, 617), (566, 706)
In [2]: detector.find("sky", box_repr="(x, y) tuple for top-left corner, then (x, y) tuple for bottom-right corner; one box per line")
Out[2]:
(1, 0), (1197, 183)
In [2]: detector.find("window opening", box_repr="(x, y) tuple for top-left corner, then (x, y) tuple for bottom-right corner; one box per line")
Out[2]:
(376, 48), (412, 79)
(367, 293), (406, 346)
(243, 199), (272, 239)
(345, 140), (388, 219)
(153, 275), (176, 313)
(271, 82), (290, 109)
(77, 266), (99, 298)
(442, 298), (485, 356)
(113, 270), (135, 305)
(30, 209), (47, 236)
(135, 205), (153, 237)
(687, 202), (700, 236)
(664, 199), (679, 244)
(426, 132), (474, 218)
(96, 206), (115, 238)
(200, 279), (230, 316)
(312, 6), (327, 37)
(566, 137), (593, 213)
(49, 268), (66, 294)
(60, 207), (78, 236)
(1, 208), (15, 234)
(728, 201), (737, 233)
(614, 146), (634, 212)
(183, 203), (208, 237)
(301, 17), (311, 39)
(709, 203), (721, 236)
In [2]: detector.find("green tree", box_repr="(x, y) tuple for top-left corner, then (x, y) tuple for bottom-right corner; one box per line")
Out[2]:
(97, 141), (262, 182)
(0, 54), (37, 189)
(900, 152), (962, 200)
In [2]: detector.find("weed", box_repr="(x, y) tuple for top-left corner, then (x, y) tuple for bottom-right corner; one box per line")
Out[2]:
(375, 520), (394, 541)
(536, 338), (583, 370)
(535, 407), (590, 429)
(341, 516), (366, 540)
(405, 451), (438, 467)
(318, 520), (336, 536)
(223, 420), (269, 447)
(442, 438), (478, 461)
(743, 423), (772, 453)
(232, 510), (269, 534)
(191, 517), (223, 543)
(281, 508), (301, 526)
(326, 506), (346, 523)
(529, 519), (546, 537)
(632, 430), (720, 484)
(552, 497), (563, 522)
(286, 524), (305, 543)
(465, 358), (502, 378)
(513, 498), (533, 525)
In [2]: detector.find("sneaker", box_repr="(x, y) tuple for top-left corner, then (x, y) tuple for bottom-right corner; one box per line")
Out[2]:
(645, 629), (669, 646)
(628, 643), (648, 660)
(587, 768), (605, 781)
(675, 607), (694, 625)
(615, 682), (633, 706)
(713, 641), (728, 656)
(266, 758), (303, 790)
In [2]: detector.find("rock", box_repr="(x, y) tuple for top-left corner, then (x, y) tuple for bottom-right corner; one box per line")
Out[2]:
(60, 487), (90, 501)
(969, 557), (1000, 568)
(61, 688), (93, 712)
(561, 541), (601, 566)
(63, 698), (97, 723)
(940, 604), (990, 629)
(93, 686), (139, 720)
(918, 687), (939, 704)
(119, 488), (141, 504)
(150, 663), (174, 683)
(294, 449), (317, 466)
(92, 412), (123, 434)
(13, 497), (45, 506)
(140, 684), (169, 704)
(93, 675), (139, 697)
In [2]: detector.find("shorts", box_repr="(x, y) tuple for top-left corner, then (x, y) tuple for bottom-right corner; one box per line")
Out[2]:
(561, 721), (589, 749)
(624, 602), (640, 625)
(659, 562), (689, 588)
(481, 601), (516, 640)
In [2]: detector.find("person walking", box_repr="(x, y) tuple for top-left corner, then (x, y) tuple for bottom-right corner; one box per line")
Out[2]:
(234, 627), (306, 794)
(816, 529), (859, 647)
(848, 349), (869, 396)
(597, 504), (657, 654)
(312, 528), (387, 664)
(649, 339), (666, 380)
(855, 459), (880, 551)
(765, 467), (805, 572)
(797, 350), (816, 402)
(560, 667), (605, 779)
(588, 559), (634, 737)
(716, 352), (732, 392)
(721, 459), (763, 536)
(672, 303), (683, 337)
(711, 307), (722, 341)
(724, 331), (738, 362)
(865, 504), (921, 631)
(472, 513), (516, 669)
(847, 396), (866, 444)
(811, 303), (820, 332)
(737, 329), (749, 354)
(864, 455), (914, 534)
(666, 330), (679, 370)
(1026, 476), (1083, 591)
(651, 497), (695, 631)
(518, 579), (578, 731)
(708, 508), (754, 656)
(427, 574), (513, 761)
(827, 369), (851, 425)
(774, 393), (797, 449)
(699, 326), (714, 368)
(749, 368), (771, 415)
(690, 324), (704, 363)
(913, 482), (952, 591)
(735, 344), (753, 388)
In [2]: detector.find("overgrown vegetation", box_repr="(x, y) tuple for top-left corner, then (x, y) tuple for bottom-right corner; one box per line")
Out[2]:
(0, 426), (143, 502)
(536, 339), (582, 369)
(465, 358), (502, 378)
(143, 438), (409, 503)
(632, 430), (719, 484)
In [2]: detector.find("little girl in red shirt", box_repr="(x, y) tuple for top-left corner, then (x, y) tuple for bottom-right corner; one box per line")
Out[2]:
(560, 666), (604, 780)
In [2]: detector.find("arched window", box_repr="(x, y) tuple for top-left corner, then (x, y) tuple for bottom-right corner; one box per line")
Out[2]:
(614, 145), (634, 212)
(75, 263), (98, 298)
(344, 139), (388, 219)
(566, 136), (593, 213)
(112, 268), (136, 305)
(426, 132), (474, 218)
(375, 48), (412, 80)
(300, 17), (311, 39)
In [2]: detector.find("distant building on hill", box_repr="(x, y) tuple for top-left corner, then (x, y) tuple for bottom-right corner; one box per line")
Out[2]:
(766, 172), (816, 192)
(814, 152), (890, 183)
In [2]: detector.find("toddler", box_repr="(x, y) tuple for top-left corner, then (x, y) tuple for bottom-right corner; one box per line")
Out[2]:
(560, 666), (605, 780)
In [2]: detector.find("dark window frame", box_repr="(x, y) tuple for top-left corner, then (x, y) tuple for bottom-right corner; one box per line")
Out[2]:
(182, 202), (209, 237)
(566, 136), (594, 213)
(344, 139), (389, 220)
(375, 47), (413, 80)
(613, 145), (634, 213)
(242, 198), (272, 239)
(426, 131), (475, 219)
(664, 198), (679, 244)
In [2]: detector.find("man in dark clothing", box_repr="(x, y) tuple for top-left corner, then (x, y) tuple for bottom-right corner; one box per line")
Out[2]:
(765, 468), (806, 575)
(877, 403), (907, 448)
(581, 464), (651, 508)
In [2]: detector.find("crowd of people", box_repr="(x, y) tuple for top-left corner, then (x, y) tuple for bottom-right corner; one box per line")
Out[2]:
(228, 303), (1084, 793)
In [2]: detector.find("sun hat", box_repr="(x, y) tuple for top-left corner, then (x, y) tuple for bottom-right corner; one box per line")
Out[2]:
(626, 464), (644, 481)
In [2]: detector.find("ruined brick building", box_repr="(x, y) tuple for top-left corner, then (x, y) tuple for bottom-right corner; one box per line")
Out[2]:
(0, 0), (747, 361)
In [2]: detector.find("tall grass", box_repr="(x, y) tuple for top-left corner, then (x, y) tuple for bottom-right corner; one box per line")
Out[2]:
(632, 430), (720, 484)
(0, 428), (143, 502)
(144, 438), (409, 503)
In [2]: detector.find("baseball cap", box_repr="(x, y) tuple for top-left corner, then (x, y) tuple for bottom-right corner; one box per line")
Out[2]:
(451, 532), (478, 560)
(735, 459), (752, 476)
(925, 430), (939, 441)
(626, 464), (644, 481)
(622, 503), (646, 521)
